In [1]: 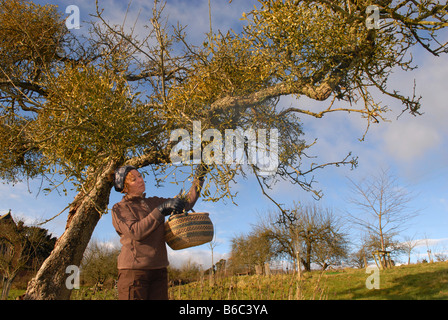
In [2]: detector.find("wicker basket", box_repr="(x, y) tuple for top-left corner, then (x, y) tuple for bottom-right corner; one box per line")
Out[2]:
(165, 212), (214, 250)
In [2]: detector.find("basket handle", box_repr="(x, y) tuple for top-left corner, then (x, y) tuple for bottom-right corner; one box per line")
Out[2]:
(167, 209), (192, 221)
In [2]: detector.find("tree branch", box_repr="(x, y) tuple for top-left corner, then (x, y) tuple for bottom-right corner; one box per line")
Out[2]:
(0, 80), (47, 97)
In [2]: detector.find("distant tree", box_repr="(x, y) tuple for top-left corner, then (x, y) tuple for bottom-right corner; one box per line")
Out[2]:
(208, 227), (219, 281)
(167, 262), (202, 286)
(349, 246), (368, 269)
(434, 248), (448, 262)
(230, 229), (274, 274)
(347, 169), (418, 255)
(401, 234), (421, 265)
(348, 233), (375, 268)
(258, 204), (349, 271)
(364, 232), (404, 267)
(0, 212), (56, 300)
(80, 240), (119, 289)
(215, 259), (227, 274)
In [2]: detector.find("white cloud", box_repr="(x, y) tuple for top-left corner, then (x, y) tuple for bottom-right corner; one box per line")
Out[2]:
(414, 237), (448, 248)
(0, 181), (31, 200)
(383, 120), (441, 161)
(168, 247), (229, 269)
(286, 48), (448, 184)
(368, 52), (448, 181)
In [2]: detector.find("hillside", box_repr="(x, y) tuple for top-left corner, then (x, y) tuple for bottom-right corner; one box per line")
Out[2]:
(7, 261), (447, 300)
(170, 262), (448, 300)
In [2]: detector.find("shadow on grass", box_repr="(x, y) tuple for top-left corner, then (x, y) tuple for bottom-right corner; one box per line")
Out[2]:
(347, 268), (448, 300)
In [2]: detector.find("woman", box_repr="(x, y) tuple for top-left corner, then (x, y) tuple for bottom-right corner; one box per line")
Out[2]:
(112, 165), (206, 300)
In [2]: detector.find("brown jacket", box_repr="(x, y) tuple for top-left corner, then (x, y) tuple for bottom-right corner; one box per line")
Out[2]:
(112, 194), (169, 270)
(112, 181), (203, 270)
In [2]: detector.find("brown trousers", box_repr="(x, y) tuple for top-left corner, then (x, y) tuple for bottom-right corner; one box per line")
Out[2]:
(117, 268), (168, 300)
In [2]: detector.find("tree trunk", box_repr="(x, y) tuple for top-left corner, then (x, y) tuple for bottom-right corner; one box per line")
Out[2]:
(1, 275), (16, 300)
(304, 243), (312, 272)
(23, 160), (117, 300)
(296, 250), (302, 280)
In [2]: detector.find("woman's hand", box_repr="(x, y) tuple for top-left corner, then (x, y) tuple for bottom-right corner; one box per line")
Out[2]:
(194, 163), (209, 181)
(157, 198), (185, 216)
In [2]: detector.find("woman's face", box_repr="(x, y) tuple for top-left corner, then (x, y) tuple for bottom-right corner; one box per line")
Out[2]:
(124, 170), (146, 196)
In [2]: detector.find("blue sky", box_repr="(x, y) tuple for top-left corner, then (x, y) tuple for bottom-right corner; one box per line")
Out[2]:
(2, 0), (448, 268)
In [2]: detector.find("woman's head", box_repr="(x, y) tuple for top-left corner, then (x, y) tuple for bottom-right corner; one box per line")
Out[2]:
(114, 166), (145, 195)
(123, 169), (145, 195)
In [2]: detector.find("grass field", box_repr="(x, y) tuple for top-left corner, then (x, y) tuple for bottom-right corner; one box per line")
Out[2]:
(314, 262), (448, 300)
(169, 262), (448, 300)
(6, 261), (448, 300)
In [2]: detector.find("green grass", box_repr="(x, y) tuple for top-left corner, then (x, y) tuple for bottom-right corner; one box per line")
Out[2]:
(5, 288), (26, 300)
(170, 262), (448, 300)
(322, 262), (448, 300)
(5, 262), (448, 300)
